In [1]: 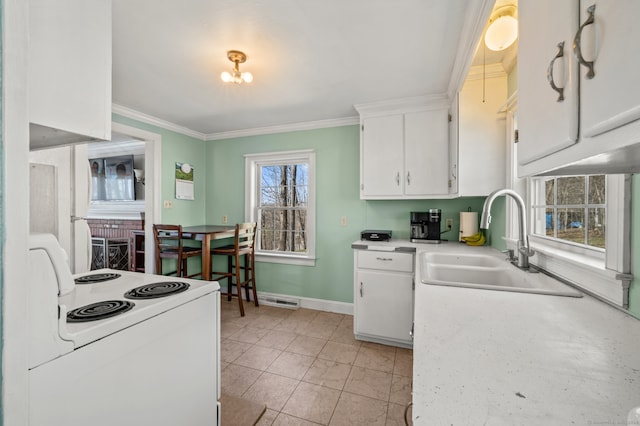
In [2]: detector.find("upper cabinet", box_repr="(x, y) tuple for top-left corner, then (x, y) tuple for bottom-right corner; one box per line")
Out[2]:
(517, 0), (579, 166)
(518, 0), (640, 176)
(454, 72), (507, 196)
(29, 0), (112, 150)
(356, 98), (451, 200)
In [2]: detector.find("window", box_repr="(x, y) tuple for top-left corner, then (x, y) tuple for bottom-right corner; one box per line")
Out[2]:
(245, 150), (316, 266)
(528, 174), (631, 308)
(531, 175), (606, 249)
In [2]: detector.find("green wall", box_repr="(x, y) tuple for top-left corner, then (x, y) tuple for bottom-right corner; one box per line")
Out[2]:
(205, 125), (485, 303)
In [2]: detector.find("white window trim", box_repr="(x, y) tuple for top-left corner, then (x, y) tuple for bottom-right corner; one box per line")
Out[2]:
(244, 149), (316, 266)
(523, 174), (632, 308)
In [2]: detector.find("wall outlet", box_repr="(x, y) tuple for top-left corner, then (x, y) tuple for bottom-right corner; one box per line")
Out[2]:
(222, 215), (228, 224)
(163, 200), (173, 209)
(446, 218), (453, 229)
(340, 216), (347, 227)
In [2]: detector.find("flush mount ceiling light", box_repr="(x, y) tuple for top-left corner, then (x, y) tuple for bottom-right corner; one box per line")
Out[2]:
(220, 50), (253, 84)
(484, 5), (518, 51)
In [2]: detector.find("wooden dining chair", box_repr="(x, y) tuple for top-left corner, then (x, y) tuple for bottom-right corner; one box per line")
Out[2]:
(153, 224), (203, 278)
(210, 222), (258, 316)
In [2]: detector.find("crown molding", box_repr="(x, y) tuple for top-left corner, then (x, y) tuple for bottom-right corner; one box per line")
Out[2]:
(446, 0), (496, 98)
(354, 94), (451, 116)
(112, 103), (358, 142)
(465, 63), (508, 81)
(204, 116), (359, 141)
(112, 104), (207, 140)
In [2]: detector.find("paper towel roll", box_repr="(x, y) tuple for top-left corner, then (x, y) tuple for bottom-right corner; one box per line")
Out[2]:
(459, 211), (479, 241)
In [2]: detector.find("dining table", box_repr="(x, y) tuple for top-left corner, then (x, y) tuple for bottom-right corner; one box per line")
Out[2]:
(182, 225), (235, 281)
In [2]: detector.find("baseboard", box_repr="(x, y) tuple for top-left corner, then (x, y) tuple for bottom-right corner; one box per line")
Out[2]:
(257, 291), (354, 315)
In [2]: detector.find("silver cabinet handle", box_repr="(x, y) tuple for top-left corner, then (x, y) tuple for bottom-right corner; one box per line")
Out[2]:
(375, 257), (393, 261)
(395, 172), (400, 186)
(547, 41), (565, 101)
(574, 4), (596, 79)
(359, 282), (363, 297)
(406, 171), (411, 186)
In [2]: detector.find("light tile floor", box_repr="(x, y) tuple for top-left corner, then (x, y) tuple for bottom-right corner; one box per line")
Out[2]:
(220, 299), (413, 426)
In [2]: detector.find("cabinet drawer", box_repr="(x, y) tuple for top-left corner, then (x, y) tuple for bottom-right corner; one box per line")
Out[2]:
(357, 250), (413, 273)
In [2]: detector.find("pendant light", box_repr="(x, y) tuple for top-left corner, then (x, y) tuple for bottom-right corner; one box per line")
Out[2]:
(484, 5), (518, 52)
(220, 50), (253, 84)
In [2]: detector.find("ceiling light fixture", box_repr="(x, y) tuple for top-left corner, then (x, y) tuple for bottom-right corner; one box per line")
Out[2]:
(484, 5), (518, 51)
(220, 50), (253, 84)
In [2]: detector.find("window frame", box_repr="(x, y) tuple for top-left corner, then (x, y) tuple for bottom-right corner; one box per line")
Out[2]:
(529, 175), (606, 257)
(525, 174), (632, 308)
(244, 149), (316, 266)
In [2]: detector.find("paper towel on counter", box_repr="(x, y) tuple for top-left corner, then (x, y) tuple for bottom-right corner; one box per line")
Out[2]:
(459, 211), (479, 241)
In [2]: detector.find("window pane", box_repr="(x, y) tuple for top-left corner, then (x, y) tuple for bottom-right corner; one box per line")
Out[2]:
(258, 171), (308, 254)
(531, 174), (611, 254)
(532, 207), (553, 237)
(588, 175), (606, 204)
(545, 207), (555, 237)
(557, 177), (585, 205)
(545, 179), (555, 205)
(588, 208), (606, 248)
(556, 208), (584, 244)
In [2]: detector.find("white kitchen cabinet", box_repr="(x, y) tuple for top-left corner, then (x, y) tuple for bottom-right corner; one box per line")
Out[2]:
(579, 1), (640, 139)
(29, 0), (112, 148)
(518, 0), (640, 176)
(455, 74), (507, 196)
(356, 98), (451, 199)
(353, 249), (414, 348)
(517, 0), (579, 166)
(360, 114), (404, 197)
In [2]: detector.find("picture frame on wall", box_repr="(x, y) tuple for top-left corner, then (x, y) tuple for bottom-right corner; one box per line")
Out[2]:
(104, 155), (135, 201)
(89, 158), (106, 201)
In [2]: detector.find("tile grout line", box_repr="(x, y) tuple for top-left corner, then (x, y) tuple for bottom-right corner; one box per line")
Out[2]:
(220, 305), (411, 425)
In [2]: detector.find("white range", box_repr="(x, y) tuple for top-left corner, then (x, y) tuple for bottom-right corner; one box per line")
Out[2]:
(28, 233), (220, 426)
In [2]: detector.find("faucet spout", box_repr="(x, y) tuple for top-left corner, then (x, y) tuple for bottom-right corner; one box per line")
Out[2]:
(480, 189), (534, 269)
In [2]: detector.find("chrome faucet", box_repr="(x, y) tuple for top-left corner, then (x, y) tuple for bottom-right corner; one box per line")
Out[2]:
(480, 189), (535, 270)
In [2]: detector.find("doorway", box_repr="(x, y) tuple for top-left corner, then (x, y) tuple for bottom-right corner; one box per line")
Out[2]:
(84, 122), (161, 273)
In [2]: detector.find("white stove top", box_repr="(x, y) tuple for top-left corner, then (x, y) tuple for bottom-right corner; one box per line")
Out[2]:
(63, 269), (219, 348)
(28, 233), (220, 369)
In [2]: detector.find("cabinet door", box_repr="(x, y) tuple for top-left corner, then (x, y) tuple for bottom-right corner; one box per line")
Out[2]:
(404, 109), (450, 196)
(29, 0), (112, 141)
(517, 0), (579, 165)
(580, 0), (640, 138)
(360, 115), (404, 197)
(355, 269), (413, 343)
(458, 77), (507, 196)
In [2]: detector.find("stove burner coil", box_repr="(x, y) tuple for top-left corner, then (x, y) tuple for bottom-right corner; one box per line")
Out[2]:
(74, 273), (122, 284)
(124, 281), (190, 300)
(67, 300), (135, 322)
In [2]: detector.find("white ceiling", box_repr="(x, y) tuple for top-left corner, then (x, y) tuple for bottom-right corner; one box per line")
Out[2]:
(112, 0), (496, 138)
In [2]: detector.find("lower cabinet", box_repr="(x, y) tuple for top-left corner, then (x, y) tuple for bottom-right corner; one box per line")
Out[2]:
(353, 249), (414, 348)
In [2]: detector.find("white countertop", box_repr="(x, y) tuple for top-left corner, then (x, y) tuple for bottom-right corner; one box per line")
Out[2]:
(412, 242), (640, 425)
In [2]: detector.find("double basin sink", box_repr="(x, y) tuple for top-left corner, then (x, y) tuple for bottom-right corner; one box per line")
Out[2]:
(420, 251), (582, 298)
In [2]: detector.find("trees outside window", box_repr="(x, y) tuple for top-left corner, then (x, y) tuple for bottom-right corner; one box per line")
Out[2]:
(245, 150), (316, 266)
(532, 175), (606, 249)
(258, 163), (308, 253)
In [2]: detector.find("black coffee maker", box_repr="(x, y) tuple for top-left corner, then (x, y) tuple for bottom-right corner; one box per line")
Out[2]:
(410, 210), (442, 243)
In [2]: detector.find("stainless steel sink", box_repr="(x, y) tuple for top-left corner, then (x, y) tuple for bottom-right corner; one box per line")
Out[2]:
(420, 251), (582, 298)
